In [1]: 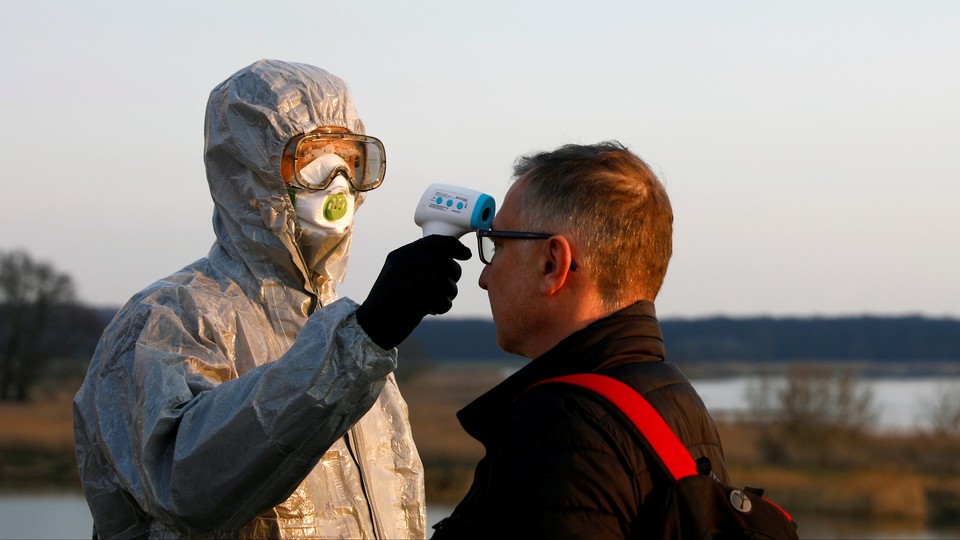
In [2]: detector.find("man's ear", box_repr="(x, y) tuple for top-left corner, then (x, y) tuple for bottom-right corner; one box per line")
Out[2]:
(539, 235), (575, 296)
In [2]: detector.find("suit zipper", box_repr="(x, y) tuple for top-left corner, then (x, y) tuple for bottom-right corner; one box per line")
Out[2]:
(346, 426), (384, 538)
(288, 210), (322, 313)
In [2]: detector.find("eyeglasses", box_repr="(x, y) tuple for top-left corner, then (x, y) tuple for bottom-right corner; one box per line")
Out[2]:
(283, 131), (386, 192)
(476, 229), (579, 270)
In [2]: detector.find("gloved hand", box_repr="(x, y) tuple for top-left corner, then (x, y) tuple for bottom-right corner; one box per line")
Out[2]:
(356, 235), (472, 350)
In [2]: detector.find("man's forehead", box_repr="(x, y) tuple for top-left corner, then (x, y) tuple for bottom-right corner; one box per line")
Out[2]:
(494, 181), (526, 228)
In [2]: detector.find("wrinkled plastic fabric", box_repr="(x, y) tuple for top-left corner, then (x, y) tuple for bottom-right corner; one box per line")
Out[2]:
(72, 60), (426, 539)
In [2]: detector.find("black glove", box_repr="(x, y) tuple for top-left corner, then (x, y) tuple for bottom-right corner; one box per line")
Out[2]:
(356, 235), (472, 350)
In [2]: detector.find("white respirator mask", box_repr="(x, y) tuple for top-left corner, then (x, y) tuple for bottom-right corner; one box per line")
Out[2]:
(291, 154), (357, 283)
(295, 153), (357, 235)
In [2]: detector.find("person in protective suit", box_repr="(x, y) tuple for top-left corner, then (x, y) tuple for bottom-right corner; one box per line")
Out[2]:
(73, 59), (470, 538)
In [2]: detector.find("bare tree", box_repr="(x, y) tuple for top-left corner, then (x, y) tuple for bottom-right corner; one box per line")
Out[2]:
(777, 364), (876, 434)
(747, 364), (877, 466)
(0, 249), (76, 401)
(922, 383), (960, 437)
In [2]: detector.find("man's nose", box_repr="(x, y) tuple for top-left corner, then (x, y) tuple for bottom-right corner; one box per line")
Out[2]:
(478, 264), (489, 290)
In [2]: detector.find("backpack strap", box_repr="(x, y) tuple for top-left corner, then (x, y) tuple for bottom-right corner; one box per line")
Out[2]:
(531, 373), (698, 481)
(533, 373), (798, 531)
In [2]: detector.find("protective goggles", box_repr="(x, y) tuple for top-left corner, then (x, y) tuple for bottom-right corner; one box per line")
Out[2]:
(283, 132), (386, 192)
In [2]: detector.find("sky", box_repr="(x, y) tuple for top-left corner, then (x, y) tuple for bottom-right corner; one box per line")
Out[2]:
(1, 1), (958, 320)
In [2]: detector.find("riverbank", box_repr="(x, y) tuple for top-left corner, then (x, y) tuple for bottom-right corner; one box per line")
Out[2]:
(3, 367), (960, 532)
(403, 367), (960, 530)
(0, 384), (80, 491)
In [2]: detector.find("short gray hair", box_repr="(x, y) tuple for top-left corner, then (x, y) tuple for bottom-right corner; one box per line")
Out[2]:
(512, 141), (673, 308)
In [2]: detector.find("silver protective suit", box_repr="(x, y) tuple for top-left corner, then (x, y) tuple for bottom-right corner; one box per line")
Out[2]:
(73, 60), (426, 539)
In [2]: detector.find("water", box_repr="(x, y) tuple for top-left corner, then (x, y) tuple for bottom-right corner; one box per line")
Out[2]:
(0, 493), (92, 539)
(0, 494), (449, 539)
(692, 375), (960, 432)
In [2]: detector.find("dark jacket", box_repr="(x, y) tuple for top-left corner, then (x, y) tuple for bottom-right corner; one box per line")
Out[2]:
(432, 301), (727, 539)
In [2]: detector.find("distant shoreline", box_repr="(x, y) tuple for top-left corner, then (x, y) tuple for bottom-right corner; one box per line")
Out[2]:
(420, 358), (960, 380)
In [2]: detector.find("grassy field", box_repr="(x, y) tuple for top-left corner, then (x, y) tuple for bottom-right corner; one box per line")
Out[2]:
(0, 382), (81, 490)
(4, 367), (960, 531)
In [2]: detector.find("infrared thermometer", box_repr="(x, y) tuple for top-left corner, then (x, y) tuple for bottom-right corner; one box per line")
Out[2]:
(414, 183), (496, 238)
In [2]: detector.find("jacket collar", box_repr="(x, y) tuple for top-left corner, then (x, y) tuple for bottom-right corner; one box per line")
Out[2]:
(457, 300), (665, 445)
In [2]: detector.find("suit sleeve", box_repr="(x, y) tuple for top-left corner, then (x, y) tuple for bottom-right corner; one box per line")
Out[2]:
(74, 296), (395, 533)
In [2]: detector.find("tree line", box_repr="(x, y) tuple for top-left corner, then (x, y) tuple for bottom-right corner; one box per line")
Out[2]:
(402, 315), (960, 364)
(3, 247), (959, 402)
(0, 250), (107, 401)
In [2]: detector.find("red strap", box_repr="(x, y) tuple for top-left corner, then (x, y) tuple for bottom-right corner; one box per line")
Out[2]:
(532, 373), (698, 481)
